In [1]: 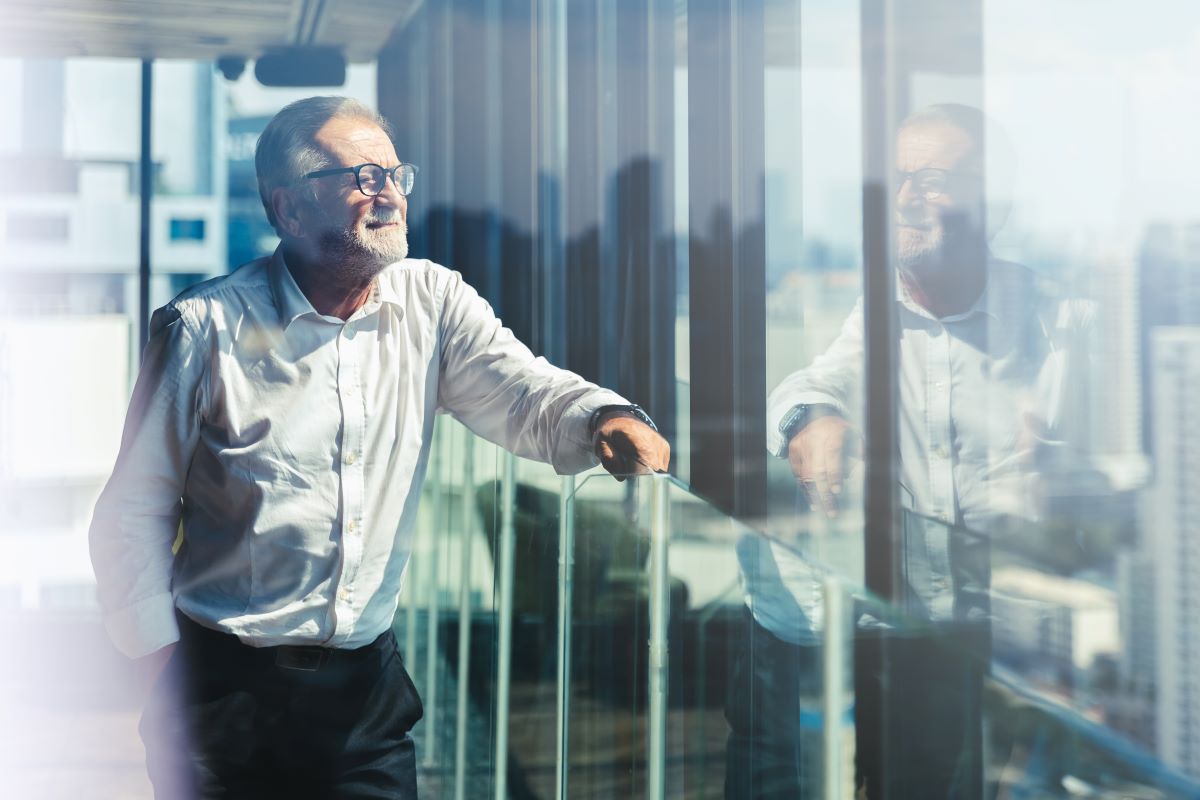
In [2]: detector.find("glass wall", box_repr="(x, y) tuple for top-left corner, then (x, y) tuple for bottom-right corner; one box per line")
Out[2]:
(381, 0), (1200, 797)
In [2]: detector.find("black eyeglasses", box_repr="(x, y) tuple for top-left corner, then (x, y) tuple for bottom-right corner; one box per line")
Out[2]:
(896, 168), (979, 201)
(304, 162), (419, 197)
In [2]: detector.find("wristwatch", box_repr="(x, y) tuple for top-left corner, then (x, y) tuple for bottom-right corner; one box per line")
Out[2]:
(588, 404), (658, 437)
(776, 403), (840, 456)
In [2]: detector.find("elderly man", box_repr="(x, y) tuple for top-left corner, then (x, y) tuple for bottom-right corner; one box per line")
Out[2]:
(89, 96), (668, 799)
(729, 104), (1089, 798)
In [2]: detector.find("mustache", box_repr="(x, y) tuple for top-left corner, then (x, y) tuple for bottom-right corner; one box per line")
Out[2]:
(364, 207), (405, 227)
(896, 210), (935, 228)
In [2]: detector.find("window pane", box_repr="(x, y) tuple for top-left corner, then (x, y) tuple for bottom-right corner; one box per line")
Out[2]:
(0, 56), (148, 797)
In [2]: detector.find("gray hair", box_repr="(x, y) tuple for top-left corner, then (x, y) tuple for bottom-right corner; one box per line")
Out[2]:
(900, 103), (1016, 237)
(254, 96), (395, 233)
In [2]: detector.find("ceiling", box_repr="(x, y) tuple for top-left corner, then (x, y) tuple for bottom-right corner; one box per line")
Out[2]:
(0, 0), (421, 63)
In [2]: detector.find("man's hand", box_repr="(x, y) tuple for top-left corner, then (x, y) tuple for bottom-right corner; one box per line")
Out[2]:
(594, 416), (671, 480)
(786, 415), (859, 517)
(134, 642), (178, 699)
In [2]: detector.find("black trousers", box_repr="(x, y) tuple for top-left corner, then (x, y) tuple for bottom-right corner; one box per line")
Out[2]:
(724, 613), (825, 799)
(725, 610), (986, 800)
(140, 614), (424, 800)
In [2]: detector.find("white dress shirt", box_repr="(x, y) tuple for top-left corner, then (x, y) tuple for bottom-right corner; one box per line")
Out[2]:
(745, 260), (1091, 640)
(90, 248), (628, 658)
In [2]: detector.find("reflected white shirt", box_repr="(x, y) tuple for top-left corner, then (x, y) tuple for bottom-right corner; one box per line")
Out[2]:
(747, 261), (1091, 640)
(90, 248), (627, 658)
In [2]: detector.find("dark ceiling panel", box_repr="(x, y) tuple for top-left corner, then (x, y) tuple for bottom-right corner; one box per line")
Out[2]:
(0, 0), (421, 63)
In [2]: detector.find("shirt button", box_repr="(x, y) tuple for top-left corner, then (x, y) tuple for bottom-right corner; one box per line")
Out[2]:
(934, 445), (948, 459)
(346, 452), (358, 465)
(338, 587), (350, 601)
(935, 381), (945, 392)
(347, 519), (358, 533)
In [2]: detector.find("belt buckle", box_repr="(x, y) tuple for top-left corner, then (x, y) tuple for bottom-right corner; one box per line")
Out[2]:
(275, 646), (327, 672)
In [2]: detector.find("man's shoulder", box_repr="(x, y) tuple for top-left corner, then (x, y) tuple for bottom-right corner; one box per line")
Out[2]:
(989, 258), (1095, 332)
(161, 258), (273, 323)
(378, 257), (452, 284)
(375, 258), (462, 303)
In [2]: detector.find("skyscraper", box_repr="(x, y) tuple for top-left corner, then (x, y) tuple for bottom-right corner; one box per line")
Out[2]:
(1146, 326), (1200, 777)
(1089, 254), (1149, 490)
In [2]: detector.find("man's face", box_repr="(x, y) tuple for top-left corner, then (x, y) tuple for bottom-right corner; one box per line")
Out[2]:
(299, 116), (409, 278)
(894, 121), (984, 277)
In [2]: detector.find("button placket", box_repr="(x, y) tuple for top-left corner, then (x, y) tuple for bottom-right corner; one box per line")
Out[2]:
(927, 323), (956, 526)
(334, 323), (367, 636)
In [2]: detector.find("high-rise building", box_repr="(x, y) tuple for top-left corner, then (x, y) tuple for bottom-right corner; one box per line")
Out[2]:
(1139, 223), (1200, 462)
(1112, 548), (1156, 750)
(1146, 326), (1200, 778)
(1088, 254), (1149, 490)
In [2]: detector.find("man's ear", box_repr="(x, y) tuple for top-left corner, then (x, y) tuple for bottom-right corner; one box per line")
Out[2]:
(271, 187), (307, 239)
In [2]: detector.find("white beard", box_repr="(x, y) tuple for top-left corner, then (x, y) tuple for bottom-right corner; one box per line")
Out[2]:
(317, 207), (409, 284)
(897, 224), (944, 273)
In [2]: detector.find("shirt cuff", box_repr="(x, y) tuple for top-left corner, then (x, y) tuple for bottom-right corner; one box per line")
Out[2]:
(103, 592), (180, 659)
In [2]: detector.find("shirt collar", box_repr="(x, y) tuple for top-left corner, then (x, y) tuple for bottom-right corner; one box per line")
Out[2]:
(373, 264), (407, 312)
(268, 246), (407, 329)
(896, 257), (1031, 326)
(269, 246), (318, 330)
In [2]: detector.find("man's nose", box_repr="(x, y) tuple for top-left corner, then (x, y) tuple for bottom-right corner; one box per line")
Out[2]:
(896, 175), (919, 208)
(374, 176), (407, 214)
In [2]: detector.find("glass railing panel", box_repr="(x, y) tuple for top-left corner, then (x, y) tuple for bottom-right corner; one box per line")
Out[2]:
(399, 417), (503, 797)
(564, 472), (858, 799)
(402, 421), (1197, 799)
(485, 446), (565, 800)
(395, 415), (443, 791)
(560, 471), (652, 797)
(403, 417), (575, 799)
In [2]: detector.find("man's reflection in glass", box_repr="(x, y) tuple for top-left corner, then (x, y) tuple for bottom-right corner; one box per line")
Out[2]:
(731, 104), (1090, 798)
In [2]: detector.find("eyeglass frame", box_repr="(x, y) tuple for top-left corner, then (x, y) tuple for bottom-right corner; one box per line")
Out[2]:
(304, 162), (420, 197)
(895, 167), (980, 201)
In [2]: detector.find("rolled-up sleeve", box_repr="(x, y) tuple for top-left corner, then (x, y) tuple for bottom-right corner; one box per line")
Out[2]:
(89, 303), (207, 658)
(436, 270), (628, 474)
(766, 298), (865, 457)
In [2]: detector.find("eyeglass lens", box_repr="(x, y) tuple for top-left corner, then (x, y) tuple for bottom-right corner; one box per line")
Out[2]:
(357, 164), (416, 197)
(898, 168), (947, 200)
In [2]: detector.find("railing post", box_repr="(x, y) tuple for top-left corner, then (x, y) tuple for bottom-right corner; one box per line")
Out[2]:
(822, 575), (849, 800)
(423, 427), (449, 765)
(454, 433), (476, 800)
(555, 475), (576, 800)
(647, 475), (670, 800)
(408, 419), (434, 755)
(404, 537), (420, 685)
(493, 452), (518, 800)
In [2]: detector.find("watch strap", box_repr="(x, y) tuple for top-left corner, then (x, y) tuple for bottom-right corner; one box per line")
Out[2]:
(588, 404), (658, 437)
(777, 403), (841, 455)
